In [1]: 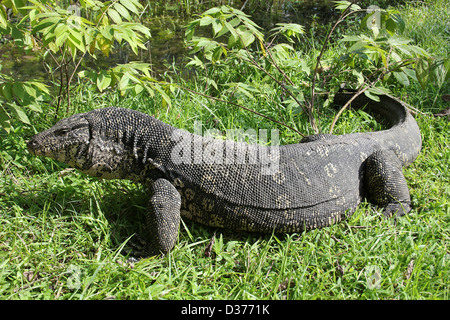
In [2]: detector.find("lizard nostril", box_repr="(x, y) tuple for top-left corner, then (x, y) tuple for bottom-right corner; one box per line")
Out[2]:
(27, 139), (39, 150)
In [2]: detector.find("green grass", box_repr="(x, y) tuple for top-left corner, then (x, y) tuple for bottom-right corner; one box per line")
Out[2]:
(0, 0), (449, 300)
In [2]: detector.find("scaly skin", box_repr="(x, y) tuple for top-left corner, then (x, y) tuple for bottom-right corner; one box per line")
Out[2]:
(27, 92), (422, 256)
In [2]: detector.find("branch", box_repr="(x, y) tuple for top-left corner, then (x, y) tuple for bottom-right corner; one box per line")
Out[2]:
(260, 41), (318, 130)
(310, 1), (360, 132)
(328, 70), (386, 133)
(329, 55), (426, 132)
(239, 46), (309, 129)
(174, 84), (305, 137)
(66, 1), (120, 112)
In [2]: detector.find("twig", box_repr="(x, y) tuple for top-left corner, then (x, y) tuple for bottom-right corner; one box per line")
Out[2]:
(65, 1), (119, 113)
(261, 41), (317, 129)
(329, 57), (419, 133)
(349, 225), (374, 229)
(328, 77), (377, 134)
(224, 14), (307, 136)
(239, 47), (308, 129)
(175, 84), (305, 137)
(240, 0), (249, 11)
(310, 1), (359, 133)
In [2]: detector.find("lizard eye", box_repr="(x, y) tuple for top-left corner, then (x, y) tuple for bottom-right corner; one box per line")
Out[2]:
(54, 128), (70, 136)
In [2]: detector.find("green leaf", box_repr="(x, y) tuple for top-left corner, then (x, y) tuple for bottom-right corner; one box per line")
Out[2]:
(203, 7), (222, 15)
(118, 72), (131, 91)
(223, 20), (238, 39)
(271, 23), (305, 37)
(402, 68), (417, 81)
(12, 82), (25, 100)
(371, 24), (380, 39)
(333, 1), (361, 11)
(96, 71), (112, 91)
(443, 58), (450, 81)
(390, 13), (405, 33)
(0, 83), (13, 101)
(393, 70), (410, 86)
(30, 81), (50, 95)
(211, 46), (225, 62)
(54, 23), (68, 38)
(386, 18), (397, 36)
(100, 25), (115, 40)
(33, 16), (62, 34)
(27, 103), (43, 113)
(152, 83), (171, 108)
(199, 16), (214, 26)
(431, 58), (450, 87)
(22, 83), (37, 99)
(415, 58), (429, 89)
(128, 23), (151, 38)
(114, 3), (131, 21)
(108, 9), (122, 24)
(96, 36), (112, 56)
(352, 69), (364, 85)
(0, 109), (12, 133)
(0, 6), (8, 29)
(119, 0), (140, 14)
(238, 30), (255, 47)
(364, 89), (381, 102)
(346, 41), (365, 53)
(8, 102), (30, 124)
(387, 36), (412, 47)
(212, 18), (222, 36)
(68, 27), (85, 51)
(228, 17), (241, 28)
(340, 35), (362, 42)
(390, 51), (402, 63)
(185, 56), (205, 69)
(132, 83), (143, 95)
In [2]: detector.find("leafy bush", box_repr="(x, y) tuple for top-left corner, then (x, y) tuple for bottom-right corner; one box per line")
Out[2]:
(184, 1), (449, 133)
(0, 0), (173, 133)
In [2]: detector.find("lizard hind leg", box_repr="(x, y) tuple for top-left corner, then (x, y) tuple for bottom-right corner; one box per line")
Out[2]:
(145, 178), (181, 256)
(364, 149), (411, 217)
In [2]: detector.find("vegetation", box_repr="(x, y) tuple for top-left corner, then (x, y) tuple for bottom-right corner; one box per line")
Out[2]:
(0, 0), (448, 300)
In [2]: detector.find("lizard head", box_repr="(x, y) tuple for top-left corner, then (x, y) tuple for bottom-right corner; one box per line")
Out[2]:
(27, 113), (91, 169)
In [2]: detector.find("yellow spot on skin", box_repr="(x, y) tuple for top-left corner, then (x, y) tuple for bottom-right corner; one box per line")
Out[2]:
(272, 170), (286, 184)
(276, 194), (291, 208)
(185, 188), (195, 201)
(329, 186), (340, 198)
(324, 163), (337, 178)
(173, 178), (184, 188)
(317, 145), (330, 157)
(202, 198), (215, 212)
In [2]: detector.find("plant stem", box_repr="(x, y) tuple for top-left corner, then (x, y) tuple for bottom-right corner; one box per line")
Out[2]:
(329, 56), (423, 132)
(175, 84), (305, 137)
(260, 41), (317, 130)
(329, 72), (384, 133)
(66, 0), (120, 113)
(239, 46), (308, 132)
(310, 1), (359, 133)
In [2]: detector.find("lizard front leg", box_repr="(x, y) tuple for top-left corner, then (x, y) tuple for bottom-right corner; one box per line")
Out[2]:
(145, 178), (181, 256)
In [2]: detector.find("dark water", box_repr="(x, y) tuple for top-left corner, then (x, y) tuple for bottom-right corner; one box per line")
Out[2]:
(1, 0), (343, 81)
(135, 0), (340, 74)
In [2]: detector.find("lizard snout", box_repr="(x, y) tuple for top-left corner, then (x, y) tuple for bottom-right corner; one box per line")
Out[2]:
(27, 137), (40, 154)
